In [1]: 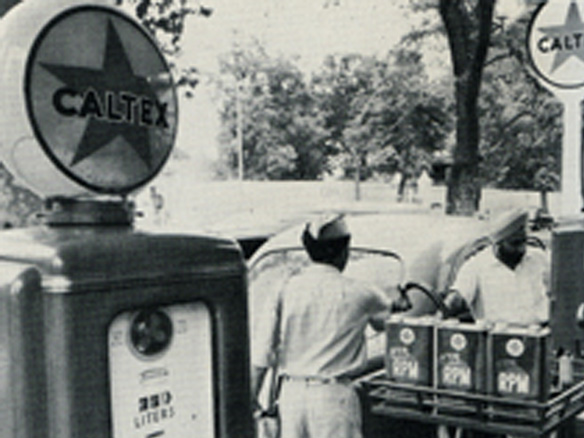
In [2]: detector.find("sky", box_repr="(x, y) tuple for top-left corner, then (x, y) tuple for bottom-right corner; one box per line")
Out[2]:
(166, 0), (528, 181)
(181, 0), (414, 75)
(180, 0), (527, 75)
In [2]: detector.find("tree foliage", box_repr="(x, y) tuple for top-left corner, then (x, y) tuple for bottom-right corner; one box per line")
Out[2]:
(215, 42), (452, 192)
(216, 40), (329, 180)
(405, 0), (562, 215)
(312, 50), (451, 197)
(480, 12), (561, 194)
(311, 53), (379, 192)
(2, 0), (564, 223)
(116, 0), (211, 97)
(115, 0), (211, 54)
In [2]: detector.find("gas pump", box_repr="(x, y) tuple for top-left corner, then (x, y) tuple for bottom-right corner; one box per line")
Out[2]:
(0, 1), (252, 437)
(550, 221), (584, 437)
(551, 221), (584, 357)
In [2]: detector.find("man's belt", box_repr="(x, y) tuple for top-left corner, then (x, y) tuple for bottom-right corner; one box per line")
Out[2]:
(281, 374), (352, 385)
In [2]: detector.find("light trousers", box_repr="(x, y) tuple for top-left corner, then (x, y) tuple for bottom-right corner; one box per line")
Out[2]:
(278, 379), (363, 438)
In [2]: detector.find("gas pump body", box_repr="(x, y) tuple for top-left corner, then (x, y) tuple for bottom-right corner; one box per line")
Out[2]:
(551, 221), (584, 356)
(0, 219), (252, 438)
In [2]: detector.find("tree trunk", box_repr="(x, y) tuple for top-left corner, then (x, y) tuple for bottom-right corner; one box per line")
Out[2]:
(446, 162), (481, 215)
(539, 190), (549, 214)
(446, 71), (482, 216)
(397, 173), (408, 202)
(439, 0), (495, 216)
(354, 152), (361, 201)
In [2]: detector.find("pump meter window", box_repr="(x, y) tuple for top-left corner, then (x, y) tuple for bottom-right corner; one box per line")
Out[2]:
(109, 303), (214, 438)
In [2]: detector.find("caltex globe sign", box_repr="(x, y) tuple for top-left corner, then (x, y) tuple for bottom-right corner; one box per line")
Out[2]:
(0, 1), (177, 197)
(528, 0), (584, 90)
(526, 0), (584, 216)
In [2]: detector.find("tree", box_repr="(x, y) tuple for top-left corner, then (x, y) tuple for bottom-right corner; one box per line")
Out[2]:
(313, 50), (451, 200)
(407, 0), (496, 215)
(116, 0), (211, 53)
(312, 54), (379, 199)
(2, 1), (208, 91)
(362, 49), (451, 200)
(215, 46), (451, 194)
(216, 40), (329, 180)
(479, 10), (561, 210)
(438, 0), (496, 215)
(116, 0), (212, 97)
(408, 1), (562, 215)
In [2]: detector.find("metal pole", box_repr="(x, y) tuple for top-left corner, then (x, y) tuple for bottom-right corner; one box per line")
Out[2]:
(561, 95), (583, 216)
(354, 152), (361, 201)
(235, 80), (244, 181)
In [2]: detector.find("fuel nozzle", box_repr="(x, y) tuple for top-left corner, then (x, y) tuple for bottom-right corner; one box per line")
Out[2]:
(391, 286), (413, 313)
(576, 303), (584, 329)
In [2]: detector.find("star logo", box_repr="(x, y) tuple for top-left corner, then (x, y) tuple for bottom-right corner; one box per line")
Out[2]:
(537, 1), (584, 73)
(25, 6), (177, 195)
(41, 19), (166, 168)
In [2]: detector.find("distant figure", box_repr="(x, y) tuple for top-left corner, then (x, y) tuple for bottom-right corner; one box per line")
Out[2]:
(397, 171), (415, 203)
(150, 186), (163, 212)
(149, 186), (165, 226)
(415, 169), (433, 204)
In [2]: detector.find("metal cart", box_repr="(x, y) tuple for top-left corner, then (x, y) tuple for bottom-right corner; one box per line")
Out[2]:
(357, 360), (584, 437)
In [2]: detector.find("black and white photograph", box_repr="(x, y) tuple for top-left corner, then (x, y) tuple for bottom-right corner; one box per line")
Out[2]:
(0, 0), (583, 437)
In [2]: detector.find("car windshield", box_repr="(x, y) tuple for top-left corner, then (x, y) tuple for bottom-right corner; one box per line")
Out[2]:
(249, 247), (404, 298)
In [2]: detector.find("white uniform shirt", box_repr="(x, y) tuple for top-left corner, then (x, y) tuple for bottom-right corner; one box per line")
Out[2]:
(451, 246), (550, 325)
(251, 263), (391, 378)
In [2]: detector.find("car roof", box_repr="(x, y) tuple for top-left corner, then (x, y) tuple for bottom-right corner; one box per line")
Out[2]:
(251, 211), (487, 265)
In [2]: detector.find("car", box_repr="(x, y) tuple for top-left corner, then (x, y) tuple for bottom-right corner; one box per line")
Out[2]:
(248, 209), (489, 324)
(247, 208), (552, 437)
(248, 208), (550, 323)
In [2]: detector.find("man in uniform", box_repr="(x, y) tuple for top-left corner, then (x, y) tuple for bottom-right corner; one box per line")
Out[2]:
(443, 208), (550, 326)
(251, 215), (407, 438)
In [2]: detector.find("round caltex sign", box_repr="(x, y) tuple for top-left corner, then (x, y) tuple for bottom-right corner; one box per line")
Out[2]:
(528, 1), (584, 90)
(25, 5), (177, 194)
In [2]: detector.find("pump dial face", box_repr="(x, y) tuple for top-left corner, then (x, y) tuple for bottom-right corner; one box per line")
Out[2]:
(25, 6), (177, 194)
(130, 309), (173, 357)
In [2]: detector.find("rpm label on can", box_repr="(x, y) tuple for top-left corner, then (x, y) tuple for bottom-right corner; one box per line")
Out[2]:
(109, 302), (214, 438)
